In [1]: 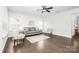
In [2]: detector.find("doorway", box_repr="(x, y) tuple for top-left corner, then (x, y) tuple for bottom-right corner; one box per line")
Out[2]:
(74, 16), (79, 35)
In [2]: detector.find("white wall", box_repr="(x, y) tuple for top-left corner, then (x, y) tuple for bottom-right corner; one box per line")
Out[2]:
(43, 8), (79, 38)
(8, 8), (79, 39)
(44, 13), (71, 38)
(8, 11), (43, 36)
(0, 7), (9, 53)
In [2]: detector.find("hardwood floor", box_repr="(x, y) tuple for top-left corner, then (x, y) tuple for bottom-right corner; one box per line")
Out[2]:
(3, 34), (79, 53)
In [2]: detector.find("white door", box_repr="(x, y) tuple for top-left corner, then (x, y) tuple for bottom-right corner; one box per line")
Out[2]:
(71, 15), (76, 37)
(0, 36), (3, 53)
(0, 21), (3, 52)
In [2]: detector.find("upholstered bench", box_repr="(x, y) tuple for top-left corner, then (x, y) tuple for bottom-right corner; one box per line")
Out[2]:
(12, 33), (25, 47)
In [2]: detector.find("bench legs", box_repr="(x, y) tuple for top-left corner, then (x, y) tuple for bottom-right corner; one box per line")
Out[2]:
(23, 38), (25, 43)
(13, 38), (25, 47)
(14, 40), (16, 47)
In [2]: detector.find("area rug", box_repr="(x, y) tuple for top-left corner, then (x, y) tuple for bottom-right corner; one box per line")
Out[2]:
(26, 34), (50, 43)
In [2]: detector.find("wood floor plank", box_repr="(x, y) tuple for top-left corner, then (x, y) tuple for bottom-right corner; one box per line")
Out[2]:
(3, 34), (79, 53)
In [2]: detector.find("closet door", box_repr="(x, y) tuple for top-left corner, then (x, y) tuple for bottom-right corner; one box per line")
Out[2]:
(0, 20), (3, 52)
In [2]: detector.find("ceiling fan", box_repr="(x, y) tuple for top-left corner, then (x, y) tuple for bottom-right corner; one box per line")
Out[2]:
(37, 6), (53, 13)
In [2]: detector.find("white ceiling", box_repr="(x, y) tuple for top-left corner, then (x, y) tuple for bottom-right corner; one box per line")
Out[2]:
(8, 6), (79, 16)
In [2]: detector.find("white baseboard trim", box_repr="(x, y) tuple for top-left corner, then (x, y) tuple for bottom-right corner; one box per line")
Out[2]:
(53, 33), (72, 39)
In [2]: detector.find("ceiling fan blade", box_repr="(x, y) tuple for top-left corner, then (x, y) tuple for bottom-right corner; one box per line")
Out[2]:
(47, 7), (53, 9)
(46, 10), (50, 12)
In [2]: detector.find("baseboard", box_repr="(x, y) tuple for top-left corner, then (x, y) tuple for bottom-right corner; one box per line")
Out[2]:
(44, 32), (71, 39)
(53, 34), (72, 39)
